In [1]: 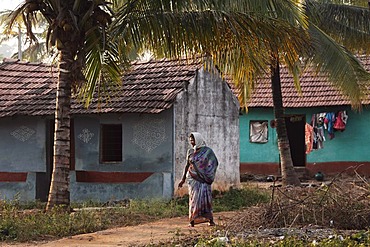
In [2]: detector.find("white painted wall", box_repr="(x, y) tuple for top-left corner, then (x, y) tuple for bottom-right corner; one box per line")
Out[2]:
(174, 66), (240, 195)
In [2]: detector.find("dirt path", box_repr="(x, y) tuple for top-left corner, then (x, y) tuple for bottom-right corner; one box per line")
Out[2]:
(4, 212), (236, 247)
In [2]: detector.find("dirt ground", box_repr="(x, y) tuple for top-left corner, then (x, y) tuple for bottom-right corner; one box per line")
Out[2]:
(3, 211), (237, 247)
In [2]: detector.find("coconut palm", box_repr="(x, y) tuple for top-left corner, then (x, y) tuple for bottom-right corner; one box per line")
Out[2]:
(261, 0), (370, 185)
(1, 10), (25, 60)
(112, 0), (370, 186)
(266, 0), (370, 185)
(7, 0), (121, 210)
(0, 9), (53, 61)
(248, 0), (370, 185)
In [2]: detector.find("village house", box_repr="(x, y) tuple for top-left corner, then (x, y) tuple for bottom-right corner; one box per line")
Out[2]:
(240, 56), (370, 178)
(0, 58), (240, 202)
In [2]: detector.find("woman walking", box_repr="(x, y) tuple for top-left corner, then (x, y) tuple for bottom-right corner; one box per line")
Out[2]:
(178, 132), (218, 227)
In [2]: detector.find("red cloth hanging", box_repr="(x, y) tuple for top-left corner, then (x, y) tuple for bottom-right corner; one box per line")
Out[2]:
(333, 111), (346, 131)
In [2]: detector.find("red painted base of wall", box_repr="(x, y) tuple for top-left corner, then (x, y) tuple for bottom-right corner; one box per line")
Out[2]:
(240, 162), (370, 177)
(240, 163), (280, 176)
(0, 172), (28, 182)
(75, 171), (154, 183)
(305, 162), (370, 176)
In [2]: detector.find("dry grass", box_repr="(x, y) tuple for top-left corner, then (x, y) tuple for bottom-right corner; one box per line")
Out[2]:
(226, 174), (370, 232)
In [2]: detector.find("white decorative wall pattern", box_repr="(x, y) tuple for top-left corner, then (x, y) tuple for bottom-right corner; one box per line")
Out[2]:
(78, 128), (94, 143)
(132, 116), (166, 152)
(11, 126), (35, 142)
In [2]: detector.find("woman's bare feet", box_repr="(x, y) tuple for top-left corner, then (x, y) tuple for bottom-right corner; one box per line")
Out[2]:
(209, 219), (216, 226)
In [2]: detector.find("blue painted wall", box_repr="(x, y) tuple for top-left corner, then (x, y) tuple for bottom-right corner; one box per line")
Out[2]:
(0, 117), (46, 172)
(0, 117), (47, 200)
(240, 106), (370, 163)
(74, 111), (173, 172)
(70, 172), (172, 202)
(71, 110), (174, 202)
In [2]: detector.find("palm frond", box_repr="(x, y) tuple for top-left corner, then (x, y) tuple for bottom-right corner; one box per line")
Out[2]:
(78, 28), (122, 107)
(307, 23), (370, 109)
(305, 0), (370, 53)
(111, 0), (311, 107)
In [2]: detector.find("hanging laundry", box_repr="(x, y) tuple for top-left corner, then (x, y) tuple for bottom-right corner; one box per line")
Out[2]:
(317, 112), (326, 128)
(334, 111), (347, 131)
(311, 112), (326, 149)
(315, 126), (325, 149)
(305, 123), (314, 154)
(310, 114), (318, 150)
(310, 113), (325, 150)
(324, 112), (336, 139)
(250, 121), (268, 143)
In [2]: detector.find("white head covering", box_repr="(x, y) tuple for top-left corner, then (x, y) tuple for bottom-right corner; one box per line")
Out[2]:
(190, 132), (206, 150)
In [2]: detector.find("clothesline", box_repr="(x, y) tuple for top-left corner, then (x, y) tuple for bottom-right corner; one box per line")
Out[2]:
(305, 111), (348, 154)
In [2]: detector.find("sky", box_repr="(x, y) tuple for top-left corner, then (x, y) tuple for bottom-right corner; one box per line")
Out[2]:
(1, 0), (23, 11)
(0, 0), (25, 58)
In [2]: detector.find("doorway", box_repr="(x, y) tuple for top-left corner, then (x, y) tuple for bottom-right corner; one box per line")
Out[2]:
(35, 119), (75, 202)
(35, 119), (54, 202)
(285, 114), (306, 167)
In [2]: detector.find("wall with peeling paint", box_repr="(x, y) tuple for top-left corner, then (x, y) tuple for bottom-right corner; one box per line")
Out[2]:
(174, 67), (240, 195)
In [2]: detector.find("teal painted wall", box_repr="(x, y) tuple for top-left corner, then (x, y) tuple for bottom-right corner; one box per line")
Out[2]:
(240, 106), (370, 163)
(240, 108), (279, 163)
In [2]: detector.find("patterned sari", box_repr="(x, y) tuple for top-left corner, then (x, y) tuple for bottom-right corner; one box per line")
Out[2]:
(186, 145), (218, 223)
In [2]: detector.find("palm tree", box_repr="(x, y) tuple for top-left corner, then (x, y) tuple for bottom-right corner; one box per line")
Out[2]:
(0, 9), (52, 61)
(1, 10), (24, 60)
(263, 0), (370, 185)
(277, 0), (370, 184)
(112, 0), (370, 186)
(7, 0), (121, 210)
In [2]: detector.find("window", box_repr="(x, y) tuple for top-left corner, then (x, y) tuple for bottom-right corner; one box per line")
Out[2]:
(249, 120), (268, 143)
(101, 124), (122, 162)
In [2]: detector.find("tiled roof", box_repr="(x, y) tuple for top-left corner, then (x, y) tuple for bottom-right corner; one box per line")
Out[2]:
(0, 59), (57, 117)
(248, 55), (370, 108)
(2, 55), (370, 118)
(72, 58), (202, 114)
(0, 58), (202, 118)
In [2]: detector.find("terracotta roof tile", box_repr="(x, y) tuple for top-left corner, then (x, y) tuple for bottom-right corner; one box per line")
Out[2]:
(248, 55), (370, 108)
(0, 57), (203, 118)
(5, 55), (367, 117)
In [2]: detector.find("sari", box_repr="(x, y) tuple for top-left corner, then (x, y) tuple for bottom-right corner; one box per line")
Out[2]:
(186, 143), (218, 223)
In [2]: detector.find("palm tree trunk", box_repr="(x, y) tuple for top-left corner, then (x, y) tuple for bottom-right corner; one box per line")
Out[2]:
(270, 55), (300, 186)
(46, 50), (72, 210)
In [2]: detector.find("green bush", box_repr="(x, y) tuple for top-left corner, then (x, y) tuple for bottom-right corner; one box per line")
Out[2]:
(213, 187), (270, 211)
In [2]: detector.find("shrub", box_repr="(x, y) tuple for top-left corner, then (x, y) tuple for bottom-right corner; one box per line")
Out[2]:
(262, 180), (370, 230)
(213, 187), (270, 211)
